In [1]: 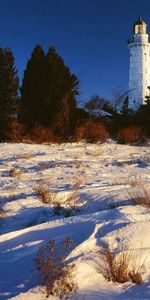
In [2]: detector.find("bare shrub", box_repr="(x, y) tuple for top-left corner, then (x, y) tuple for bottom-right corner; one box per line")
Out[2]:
(76, 121), (109, 143)
(36, 236), (77, 298)
(127, 181), (150, 208)
(94, 244), (142, 284)
(117, 126), (144, 145)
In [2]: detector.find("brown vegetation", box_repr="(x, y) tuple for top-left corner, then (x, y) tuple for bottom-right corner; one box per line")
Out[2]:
(35, 178), (84, 216)
(127, 180), (150, 208)
(117, 125), (144, 144)
(9, 121), (25, 142)
(0, 207), (6, 217)
(36, 236), (77, 298)
(35, 183), (56, 204)
(94, 244), (142, 284)
(24, 125), (56, 144)
(9, 168), (22, 178)
(75, 121), (109, 143)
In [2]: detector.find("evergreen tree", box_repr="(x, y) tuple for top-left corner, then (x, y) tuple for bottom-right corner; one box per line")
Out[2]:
(44, 47), (79, 136)
(20, 45), (79, 138)
(20, 44), (46, 129)
(136, 94), (150, 136)
(0, 48), (19, 140)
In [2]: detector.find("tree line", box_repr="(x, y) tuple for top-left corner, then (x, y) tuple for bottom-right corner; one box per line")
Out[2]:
(0, 44), (149, 144)
(0, 44), (86, 142)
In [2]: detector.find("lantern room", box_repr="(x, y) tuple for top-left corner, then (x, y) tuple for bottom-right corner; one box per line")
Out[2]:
(133, 16), (147, 34)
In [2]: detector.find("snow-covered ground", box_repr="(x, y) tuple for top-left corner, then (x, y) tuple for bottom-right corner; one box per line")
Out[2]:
(0, 141), (150, 300)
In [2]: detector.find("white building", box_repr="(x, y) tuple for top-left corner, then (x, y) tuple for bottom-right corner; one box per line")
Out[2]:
(128, 17), (150, 110)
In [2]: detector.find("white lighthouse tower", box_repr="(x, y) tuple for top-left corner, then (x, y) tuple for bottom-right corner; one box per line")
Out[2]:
(128, 17), (150, 110)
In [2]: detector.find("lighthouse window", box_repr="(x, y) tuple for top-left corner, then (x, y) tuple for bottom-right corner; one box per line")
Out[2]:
(145, 53), (146, 55)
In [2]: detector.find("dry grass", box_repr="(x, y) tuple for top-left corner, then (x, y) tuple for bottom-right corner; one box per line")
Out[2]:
(91, 150), (103, 157)
(35, 183), (57, 204)
(143, 155), (150, 164)
(17, 153), (33, 160)
(36, 236), (77, 298)
(129, 270), (143, 284)
(35, 178), (84, 216)
(94, 244), (142, 284)
(0, 208), (6, 217)
(65, 179), (83, 209)
(127, 180), (150, 208)
(9, 168), (22, 178)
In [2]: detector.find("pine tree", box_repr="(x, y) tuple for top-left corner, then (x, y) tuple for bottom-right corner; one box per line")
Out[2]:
(20, 44), (46, 129)
(20, 45), (79, 138)
(45, 47), (79, 136)
(135, 91), (150, 136)
(0, 48), (19, 141)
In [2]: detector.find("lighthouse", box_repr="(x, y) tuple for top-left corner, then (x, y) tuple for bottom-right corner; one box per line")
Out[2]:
(128, 17), (150, 110)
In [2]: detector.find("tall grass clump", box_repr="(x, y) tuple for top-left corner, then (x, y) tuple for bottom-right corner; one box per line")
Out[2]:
(62, 178), (84, 216)
(94, 243), (142, 284)
(35, 183), (57, 204)
(35, 178), (84, 217)
(127, 180), (150, 208)
(0, 206), (6, 218)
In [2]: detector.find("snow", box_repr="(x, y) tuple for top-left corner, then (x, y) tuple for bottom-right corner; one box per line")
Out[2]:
(0, 141), (150, 299)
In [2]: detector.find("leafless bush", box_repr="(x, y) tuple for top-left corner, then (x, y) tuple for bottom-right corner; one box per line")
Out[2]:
(36, 236), (77, 298)
(94, 244), (142, 284)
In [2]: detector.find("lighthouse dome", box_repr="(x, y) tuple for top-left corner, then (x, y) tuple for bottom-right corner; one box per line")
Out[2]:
(133, 17), (147, 34)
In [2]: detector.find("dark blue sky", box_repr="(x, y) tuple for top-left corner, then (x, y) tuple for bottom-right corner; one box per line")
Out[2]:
(0, 0), (150, 105)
